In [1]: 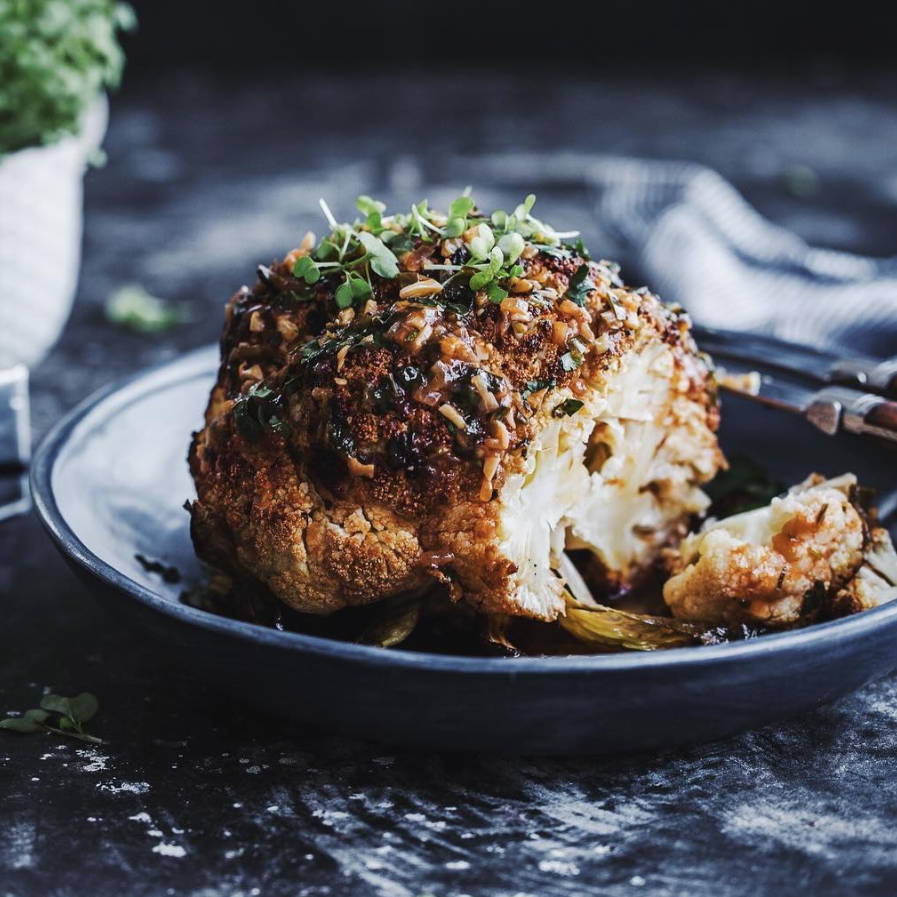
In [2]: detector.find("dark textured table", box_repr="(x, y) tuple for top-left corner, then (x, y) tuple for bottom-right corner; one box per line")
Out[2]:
(4, 68), (897, 897)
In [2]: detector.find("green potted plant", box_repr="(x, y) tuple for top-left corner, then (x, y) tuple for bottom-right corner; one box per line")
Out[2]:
(0, 0), (134, 368)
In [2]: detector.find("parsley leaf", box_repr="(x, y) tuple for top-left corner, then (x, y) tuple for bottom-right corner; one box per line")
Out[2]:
(522, 378), (555, 400)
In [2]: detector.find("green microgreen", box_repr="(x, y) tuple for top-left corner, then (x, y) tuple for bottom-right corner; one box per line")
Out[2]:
(486, 283), (508, 304)
(357, 231), (399, 279)
(498, 232), (525, 265)
(449, 196), (475, 220)
(356, 195), (386, 216)
(289, 192), (589, 315)
(0, 693), (102, 744)
(469, 246), (504, 290)
(292, 255), (321, 284)
(335, 280), (354, 309)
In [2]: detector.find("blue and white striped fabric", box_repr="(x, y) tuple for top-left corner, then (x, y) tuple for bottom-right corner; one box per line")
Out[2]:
(584, 158), (897, 358)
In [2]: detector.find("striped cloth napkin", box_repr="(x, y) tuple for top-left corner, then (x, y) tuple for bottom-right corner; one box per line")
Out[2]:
(584, 157), (897, 358)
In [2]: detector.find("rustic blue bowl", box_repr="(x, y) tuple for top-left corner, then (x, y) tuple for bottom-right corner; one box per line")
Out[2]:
(30, 346), (897, 754)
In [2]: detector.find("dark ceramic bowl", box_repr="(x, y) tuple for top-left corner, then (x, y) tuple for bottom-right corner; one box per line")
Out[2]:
(30, 346), (897, 754)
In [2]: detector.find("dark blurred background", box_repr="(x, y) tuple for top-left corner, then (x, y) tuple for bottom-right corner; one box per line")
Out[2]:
(120, 0), (897, 74)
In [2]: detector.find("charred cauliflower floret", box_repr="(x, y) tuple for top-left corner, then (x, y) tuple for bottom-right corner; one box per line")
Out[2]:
(663, 473), (897, 627)
(189, 194), (723, 621)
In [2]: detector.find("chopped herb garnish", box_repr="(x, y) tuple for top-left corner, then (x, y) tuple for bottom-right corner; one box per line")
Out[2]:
(560, 351), (583, 371)
(566, 264), (595, 306)
(570, 237), (592, 259)
(553, 398), (585, 417)
(522, 378), (556, 400)
(234, 382), (289, 442)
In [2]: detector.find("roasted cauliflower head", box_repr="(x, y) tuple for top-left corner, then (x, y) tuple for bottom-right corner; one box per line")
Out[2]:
(189, 195), (724, 621)
(663, 473), (897, 627)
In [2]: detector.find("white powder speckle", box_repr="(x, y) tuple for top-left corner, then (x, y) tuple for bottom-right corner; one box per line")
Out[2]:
(245, 765), (262, 774)
(77, 749), (108, 773)
(404, 812), (426, 823)
(152, 843), (187, 858)
(129, 812), (152, 824)
(148, 829), (164, 838)
(99, 781), (150, 794)
(446, 860), (470, 870)
(630, 875), (646, 886)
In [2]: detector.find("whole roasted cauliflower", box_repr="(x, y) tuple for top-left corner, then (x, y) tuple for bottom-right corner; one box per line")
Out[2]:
(189, 194), (724, 621)
(663, 473), (897, 627)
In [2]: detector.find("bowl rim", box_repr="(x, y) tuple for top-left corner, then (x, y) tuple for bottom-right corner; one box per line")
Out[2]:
(30, 344), (897, 676)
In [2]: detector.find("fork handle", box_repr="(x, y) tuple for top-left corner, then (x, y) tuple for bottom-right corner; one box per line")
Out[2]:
(830, 358), (897, 400)
(863, 400), (897, 436)
(817, 387), (897, 443)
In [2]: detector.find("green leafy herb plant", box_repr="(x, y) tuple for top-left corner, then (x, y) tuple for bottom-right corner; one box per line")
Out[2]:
(0, 0), (135, 154)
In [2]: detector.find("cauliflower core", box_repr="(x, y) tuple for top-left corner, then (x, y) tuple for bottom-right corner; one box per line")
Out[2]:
(189, 197), (723, 621)
(663, 474), (897, 627)
(496, 340), (718, 617)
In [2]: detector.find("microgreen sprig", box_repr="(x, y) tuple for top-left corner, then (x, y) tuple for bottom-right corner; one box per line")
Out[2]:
(284, 192), (590, 312)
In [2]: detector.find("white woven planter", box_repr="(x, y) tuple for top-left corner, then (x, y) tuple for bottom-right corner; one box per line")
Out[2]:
(0, 97), (108, 369)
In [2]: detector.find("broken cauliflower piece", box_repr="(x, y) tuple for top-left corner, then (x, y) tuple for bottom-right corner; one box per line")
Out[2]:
(189, 194), (723, 622)
(663, 473), (897, 627)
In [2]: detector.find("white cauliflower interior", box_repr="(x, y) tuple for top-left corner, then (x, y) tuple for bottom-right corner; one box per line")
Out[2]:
(496, 342), (718, 618)
(663, 473), (897, 627)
